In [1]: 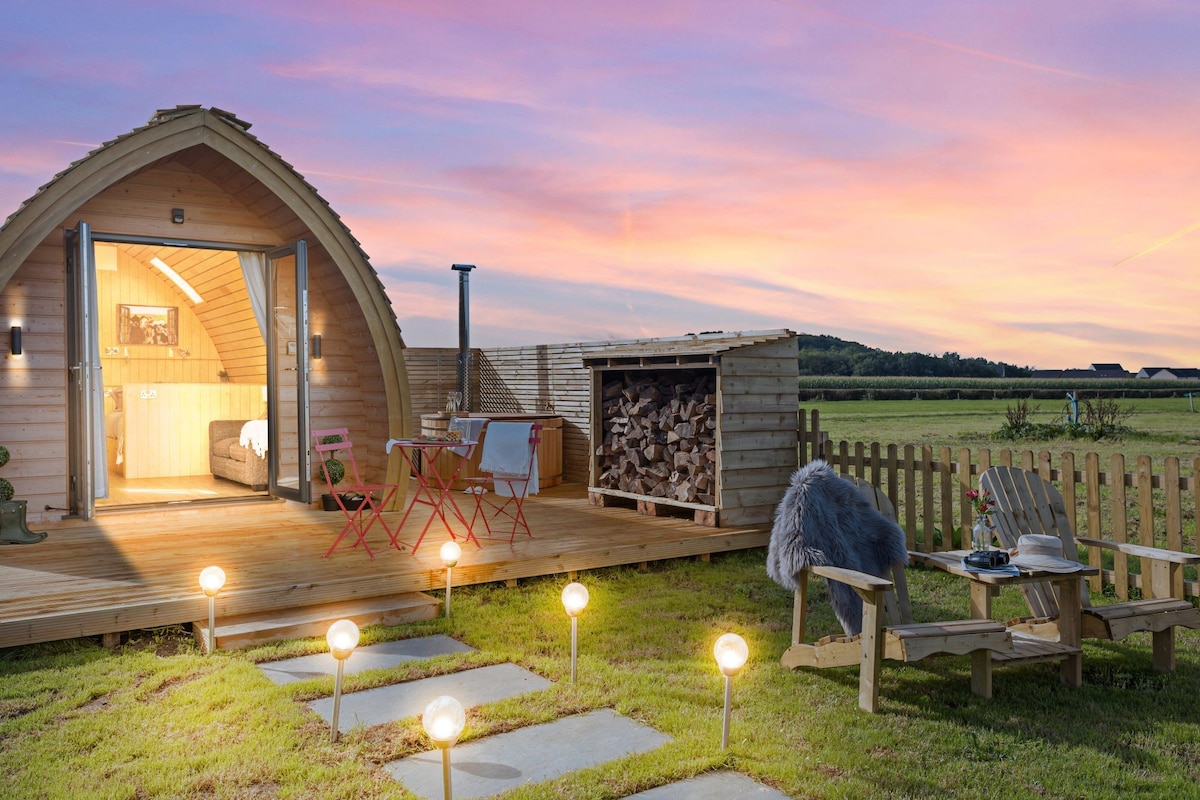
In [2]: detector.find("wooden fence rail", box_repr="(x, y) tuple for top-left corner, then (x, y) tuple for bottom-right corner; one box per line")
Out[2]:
(798, 409), (1200, 602)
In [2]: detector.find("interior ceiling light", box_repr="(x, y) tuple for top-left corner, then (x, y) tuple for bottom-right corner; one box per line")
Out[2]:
(149, 257), (203, 304)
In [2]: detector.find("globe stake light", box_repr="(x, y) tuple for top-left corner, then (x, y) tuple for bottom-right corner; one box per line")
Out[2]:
(197, 566), (226, 655)
(423, 695), (466, 800)
(561, 582), (589, 684)
(326, 619), (360, 743)
(713, 632), (749, 749)
(440, 540), (462, 618)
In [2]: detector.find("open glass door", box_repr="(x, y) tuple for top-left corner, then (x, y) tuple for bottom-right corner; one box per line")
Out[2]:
(266, 241), (311, 503)
(65, 221), (106, 519)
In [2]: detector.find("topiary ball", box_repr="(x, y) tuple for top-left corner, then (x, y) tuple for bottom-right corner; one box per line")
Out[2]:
(0, 477), (13, 503)
(323, 458), (346, 486)
(0, 445), (9, 470)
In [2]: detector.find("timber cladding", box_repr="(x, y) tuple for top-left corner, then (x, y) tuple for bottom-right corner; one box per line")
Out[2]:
(407, 330), (800, 527)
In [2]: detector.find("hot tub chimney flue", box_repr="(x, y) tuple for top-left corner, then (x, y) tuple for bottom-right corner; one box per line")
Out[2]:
(451, 264), (475, 412)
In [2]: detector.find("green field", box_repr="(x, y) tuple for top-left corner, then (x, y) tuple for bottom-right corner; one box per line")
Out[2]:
(801, 397), (1200, 466)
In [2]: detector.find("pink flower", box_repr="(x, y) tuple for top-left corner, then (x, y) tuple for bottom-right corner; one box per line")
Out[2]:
(967, 488), (995, 516)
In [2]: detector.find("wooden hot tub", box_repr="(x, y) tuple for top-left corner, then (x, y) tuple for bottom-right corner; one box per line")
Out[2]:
(419, 413), (564, 489)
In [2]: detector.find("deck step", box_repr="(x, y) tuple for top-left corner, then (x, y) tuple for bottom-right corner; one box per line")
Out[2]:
(193, 592), (442, 651)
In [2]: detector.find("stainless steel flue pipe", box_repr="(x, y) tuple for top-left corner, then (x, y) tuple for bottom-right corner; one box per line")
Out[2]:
(451, 264), (475, 412)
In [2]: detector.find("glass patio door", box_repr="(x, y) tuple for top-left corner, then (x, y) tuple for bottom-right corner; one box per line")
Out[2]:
(266, 241), (311, 503)
(65, 221), (105, 519)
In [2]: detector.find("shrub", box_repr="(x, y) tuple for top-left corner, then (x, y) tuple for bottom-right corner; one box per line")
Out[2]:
(0, 444), (12, 502)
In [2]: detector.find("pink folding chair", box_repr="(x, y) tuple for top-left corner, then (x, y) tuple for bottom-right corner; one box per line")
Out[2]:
(313, 427), (399, 559)
(465, 422), (541, 543)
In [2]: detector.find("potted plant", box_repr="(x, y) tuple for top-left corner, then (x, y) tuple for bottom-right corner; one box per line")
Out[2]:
(0, 443), (48, 544)
(317, 436), (365, 512)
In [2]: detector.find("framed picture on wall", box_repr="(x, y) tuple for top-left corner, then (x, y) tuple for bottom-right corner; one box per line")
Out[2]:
(117, 304), (179, 345)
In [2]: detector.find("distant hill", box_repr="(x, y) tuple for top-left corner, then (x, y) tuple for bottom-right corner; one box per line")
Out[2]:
(797, 334), (1031, 378)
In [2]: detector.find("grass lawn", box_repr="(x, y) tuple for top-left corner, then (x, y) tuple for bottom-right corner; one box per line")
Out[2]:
(4, 551), (1200, 799)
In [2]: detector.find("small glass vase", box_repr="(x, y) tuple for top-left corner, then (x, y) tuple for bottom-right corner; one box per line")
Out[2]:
(445, 391), (461, 415)
(971, 514), (993, 552)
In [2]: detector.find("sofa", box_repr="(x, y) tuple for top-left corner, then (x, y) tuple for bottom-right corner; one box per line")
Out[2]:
(209, 419), (268, 491)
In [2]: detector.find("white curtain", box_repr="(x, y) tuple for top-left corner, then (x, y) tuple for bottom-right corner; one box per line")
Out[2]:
(238, 251), (268, 337)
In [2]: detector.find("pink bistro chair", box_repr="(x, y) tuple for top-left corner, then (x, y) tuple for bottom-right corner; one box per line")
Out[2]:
(312, 427), (399, 559)
(465, 422), (542, 544)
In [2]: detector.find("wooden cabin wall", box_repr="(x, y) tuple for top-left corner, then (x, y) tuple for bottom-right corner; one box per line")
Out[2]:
(0, 239), (68, 515)
(306, 242), (390, 491)
(97, 249), (223, 385)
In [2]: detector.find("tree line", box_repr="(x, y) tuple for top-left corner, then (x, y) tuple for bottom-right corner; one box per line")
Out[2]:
(797, 334), (1032, 378)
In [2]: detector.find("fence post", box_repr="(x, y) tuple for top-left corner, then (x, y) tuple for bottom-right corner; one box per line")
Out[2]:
(1111, 453), (1130, 600)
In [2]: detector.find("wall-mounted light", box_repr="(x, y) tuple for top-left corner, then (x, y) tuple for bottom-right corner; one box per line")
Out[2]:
(171, 208), (185, 224)
(10, 326), (21, 356)
(311, 334), (322, 360)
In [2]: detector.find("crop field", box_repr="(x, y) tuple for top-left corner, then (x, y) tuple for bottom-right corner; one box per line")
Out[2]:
(798, 376), (1200, 402)
(800, 396), (1200, 466)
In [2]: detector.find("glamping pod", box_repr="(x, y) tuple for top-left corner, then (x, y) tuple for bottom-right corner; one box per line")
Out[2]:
(0, 106), (410, 519)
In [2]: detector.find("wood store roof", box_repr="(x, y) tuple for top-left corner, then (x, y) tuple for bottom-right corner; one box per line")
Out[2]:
(582, 329), (797, 367)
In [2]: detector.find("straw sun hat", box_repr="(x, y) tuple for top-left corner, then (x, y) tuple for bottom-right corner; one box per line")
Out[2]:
(1009, 534), (1081, 573)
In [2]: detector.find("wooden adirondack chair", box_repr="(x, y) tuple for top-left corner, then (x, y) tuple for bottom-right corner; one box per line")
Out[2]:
(781, 476), (1013, 712)
(980, 465), (1200, 672)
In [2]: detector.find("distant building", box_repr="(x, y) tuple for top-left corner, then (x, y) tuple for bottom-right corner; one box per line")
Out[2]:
(1031, 365), (1131, 380)
(1136, 367), (1200, 380)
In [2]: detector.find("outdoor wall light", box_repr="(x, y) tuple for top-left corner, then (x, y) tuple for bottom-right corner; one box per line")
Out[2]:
(326, 618), (361, 743)
(198, 566), (227, 655)
(311, 334), (322, 360)
(10, 326), (21, 356)
(561, 582), (589, 683)
(423, 695), (466, 800)
(713, 632), (748, 749)
(440, 540), (462, 618)
(171, 207), (185, 224)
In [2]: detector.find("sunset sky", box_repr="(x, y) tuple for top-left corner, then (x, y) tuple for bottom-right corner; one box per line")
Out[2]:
(3, 1), (1199, 370)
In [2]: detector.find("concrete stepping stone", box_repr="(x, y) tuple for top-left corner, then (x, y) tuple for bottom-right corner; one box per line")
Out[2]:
(384, 708), (670, 800)
(309, 662), (552, 734)
(626, 771), (791, 799)
(259, 635), (474, 685)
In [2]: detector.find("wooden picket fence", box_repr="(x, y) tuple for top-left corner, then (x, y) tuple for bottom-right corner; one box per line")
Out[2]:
(798, 409), (1200, 602)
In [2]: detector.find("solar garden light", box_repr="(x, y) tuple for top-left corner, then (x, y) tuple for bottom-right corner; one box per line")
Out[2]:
(561, 582), (589, 683)
(326, 619), (361, 743)
(713, 632), (749, 749)
(440, 540), (462, 618)
(197, 566), (226, 655)
(423, 695), (466, 800)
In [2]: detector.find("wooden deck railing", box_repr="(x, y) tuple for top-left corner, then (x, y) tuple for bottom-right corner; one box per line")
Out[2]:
(798, 409), (1200, 602)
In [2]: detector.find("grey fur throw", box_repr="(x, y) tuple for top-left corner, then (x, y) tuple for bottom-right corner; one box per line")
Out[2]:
(766, 460), (908, 636)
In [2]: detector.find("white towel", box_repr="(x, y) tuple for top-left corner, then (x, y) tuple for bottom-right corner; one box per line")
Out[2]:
(478, 422), (539, 497)
(239, 419), (269, 458)
(448, 416), (488, 457)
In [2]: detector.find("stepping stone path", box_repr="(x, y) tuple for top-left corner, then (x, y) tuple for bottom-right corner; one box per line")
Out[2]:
(259, 635), (474, 685)
(258, 635), (787, 799)
(311, 663), (552, 735)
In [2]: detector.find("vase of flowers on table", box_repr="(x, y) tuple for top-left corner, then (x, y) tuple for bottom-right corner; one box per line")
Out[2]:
(967, 488), (995, 552)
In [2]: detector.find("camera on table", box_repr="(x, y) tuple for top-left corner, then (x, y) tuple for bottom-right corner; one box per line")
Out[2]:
(965, 549), (1010, 569)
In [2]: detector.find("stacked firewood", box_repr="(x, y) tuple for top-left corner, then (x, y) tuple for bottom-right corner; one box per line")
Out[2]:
(595, 371), (717, 504)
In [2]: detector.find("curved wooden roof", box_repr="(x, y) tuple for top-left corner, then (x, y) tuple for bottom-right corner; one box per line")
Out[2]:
(0, 106), (411, 486)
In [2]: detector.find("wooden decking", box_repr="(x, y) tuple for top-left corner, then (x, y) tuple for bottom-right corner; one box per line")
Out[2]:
(0, 483), (769, 649)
